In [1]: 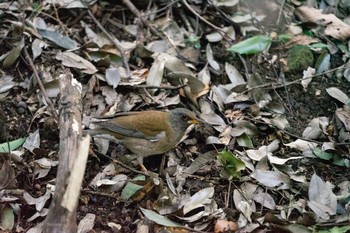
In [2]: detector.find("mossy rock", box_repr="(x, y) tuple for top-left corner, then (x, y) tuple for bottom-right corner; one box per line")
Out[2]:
(286, 45), (314, 72)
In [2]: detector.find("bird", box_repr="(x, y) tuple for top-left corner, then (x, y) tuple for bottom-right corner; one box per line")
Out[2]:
(86, 108), (200, 171)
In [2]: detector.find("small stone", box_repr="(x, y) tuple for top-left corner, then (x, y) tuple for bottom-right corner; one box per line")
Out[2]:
(34, 183), (41, 190)
(16, 101), (27, 108)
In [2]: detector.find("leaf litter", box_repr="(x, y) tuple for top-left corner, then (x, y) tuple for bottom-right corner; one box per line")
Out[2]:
(0, 0), (349, 232)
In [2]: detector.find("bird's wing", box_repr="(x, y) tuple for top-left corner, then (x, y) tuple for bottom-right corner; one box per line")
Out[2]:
(96, 121), (159, 140)
(96, 111), (170, 140)
(130, 112), (171, 136)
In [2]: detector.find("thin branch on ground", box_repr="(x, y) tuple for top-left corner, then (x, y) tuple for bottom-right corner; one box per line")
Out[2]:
(97, 151), (148, 176)
(122, 0), (183, 57)
(241, 64), (349, 95)
(81, 190), (118, 198)
(122, 0), (163, 38)
(181, 0), (226, 34)
(277, 0), (286, 25)
(250, 118), (328, 145)
(23, 47), (58, 120)
(127, 84), (187, 90)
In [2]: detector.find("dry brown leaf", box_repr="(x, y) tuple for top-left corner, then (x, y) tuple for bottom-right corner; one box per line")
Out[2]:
(214, 219), (238, 233)
(295, 6), (350, 40)
(285, 34), (319, 47)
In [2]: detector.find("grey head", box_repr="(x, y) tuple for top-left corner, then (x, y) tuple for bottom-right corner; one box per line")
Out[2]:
(168, 108), (199, 133)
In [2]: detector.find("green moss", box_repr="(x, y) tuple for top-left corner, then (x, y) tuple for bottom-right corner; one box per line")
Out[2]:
(287, 45), (314, 72)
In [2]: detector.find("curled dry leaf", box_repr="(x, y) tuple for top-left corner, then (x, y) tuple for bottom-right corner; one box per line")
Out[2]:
(23, 190), (51, 212)
(302, 117), (329, 139)
(285, 139), (317, 152)
(23, 129), (40, 152)
(335, 105), (350, 131)
(32, 158), (58, 179)
(206, 44), (220, 72)
(246, 139), (280, 161)
(301, 67), (316, 91)
(32, 39), (48, 60)
(206, 26), (236, 42)
(146, 55), (165, 93)
(0, 161), (16, 190)
(267, 154), (303, 165)
(183, 187), (214, 215)
(295, 6), (350, 40)
(56, 51), (98, 74)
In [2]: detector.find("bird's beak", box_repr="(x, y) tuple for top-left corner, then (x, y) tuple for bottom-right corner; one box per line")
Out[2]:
(189, 118), (203, 124)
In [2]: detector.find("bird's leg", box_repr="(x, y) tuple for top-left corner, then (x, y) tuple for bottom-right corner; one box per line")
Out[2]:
(137, 156), (148, 172)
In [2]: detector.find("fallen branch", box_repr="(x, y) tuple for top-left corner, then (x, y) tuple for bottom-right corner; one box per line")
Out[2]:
(43, 69), (89, 233)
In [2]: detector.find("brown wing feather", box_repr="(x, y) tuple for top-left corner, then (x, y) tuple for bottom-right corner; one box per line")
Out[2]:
(106, 110), (171, 138)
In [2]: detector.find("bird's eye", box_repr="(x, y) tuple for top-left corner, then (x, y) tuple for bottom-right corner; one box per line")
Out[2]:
(181, 114), (188, 121)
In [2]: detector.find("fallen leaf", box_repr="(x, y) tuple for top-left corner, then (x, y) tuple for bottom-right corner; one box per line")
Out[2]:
(295, 6), (350, 40)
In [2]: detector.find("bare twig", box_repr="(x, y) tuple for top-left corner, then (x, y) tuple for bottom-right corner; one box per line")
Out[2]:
(87, 9), (131, 77)
(238, 54), (249, 78)
(277, 0), (286, 25)
(97, 151), (148, 176)
(251, 117), (350, 147)
(81, 189), (118, 198)
(122, 0), (163, 38)
(181, 0), (226, 34)
(241, 64), (349, 95)
(128, 84), (187, 90)
(121, 0), (183, 56)
(23, 47), (58, 119)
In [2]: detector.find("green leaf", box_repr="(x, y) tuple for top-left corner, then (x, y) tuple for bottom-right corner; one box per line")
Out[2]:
(237, 133), (254, 148)
(278, 34), (292, 42)
(332, 155), (349, 167)
(315, 50), (330, 74)
(140, 208), (182, 227)
(0, 206), (14, 230)
(309, 43), (328, 49)
(227, 35), (272, 55)
(0, 138), (26, 153)
(312, 147), (333, 160)
(218, 149), (246, 180)
(121, 181), (143, 200)
(318, 225), (350, 233)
